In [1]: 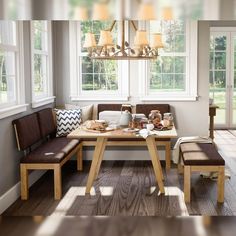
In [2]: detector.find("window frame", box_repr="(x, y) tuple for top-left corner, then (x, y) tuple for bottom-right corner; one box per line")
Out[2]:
(0, 21), (28, 119)
(69, 21), (129, 101)
(30, 21), (55, 108)
(139, 20), (198, 101)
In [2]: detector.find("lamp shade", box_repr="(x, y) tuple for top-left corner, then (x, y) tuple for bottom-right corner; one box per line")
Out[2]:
(74, 6), (88, 20)
(137, 3), (156, 20)
(134, 30), (149, 46)
(83, 33), (97, 48)
(162, 7), (173, 20)
(92, 3), (109, 20)
(150, 33), (164, 48)
(98, 30), (113, 46)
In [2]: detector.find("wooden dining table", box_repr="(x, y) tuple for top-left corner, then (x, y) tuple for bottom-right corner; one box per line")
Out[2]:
(68, 127), (178, 195)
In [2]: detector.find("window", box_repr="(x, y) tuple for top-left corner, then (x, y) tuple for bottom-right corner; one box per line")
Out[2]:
(0, 21), (27, 119)
(209, 33), (227, 125)
(69, 21), (129, 101)
(31, 21), (54, 108)
(139, 20), (198, 101)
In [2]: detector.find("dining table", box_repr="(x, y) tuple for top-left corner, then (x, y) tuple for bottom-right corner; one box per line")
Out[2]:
(68, 126), (178, 194)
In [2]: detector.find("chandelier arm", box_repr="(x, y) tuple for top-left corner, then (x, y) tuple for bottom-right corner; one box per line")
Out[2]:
(109, 20), (116, 32)
(131, 20), (138, 31)
(98, 46), (104, 56)
(121, 20), (125, 51)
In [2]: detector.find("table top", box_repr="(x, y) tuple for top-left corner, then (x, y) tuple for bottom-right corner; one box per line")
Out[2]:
(68, 126), (178, 139)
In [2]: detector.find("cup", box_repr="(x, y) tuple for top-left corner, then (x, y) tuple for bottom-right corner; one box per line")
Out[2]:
(146, 123), (154, 131)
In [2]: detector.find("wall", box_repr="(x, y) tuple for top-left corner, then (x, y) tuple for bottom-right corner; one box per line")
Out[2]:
(0, 21), (55, 197)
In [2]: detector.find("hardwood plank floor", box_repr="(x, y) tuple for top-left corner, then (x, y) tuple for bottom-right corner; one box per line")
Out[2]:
(3, 130), (236, 216)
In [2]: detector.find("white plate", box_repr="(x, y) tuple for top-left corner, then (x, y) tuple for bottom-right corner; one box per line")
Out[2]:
(123, 128), (139, 133)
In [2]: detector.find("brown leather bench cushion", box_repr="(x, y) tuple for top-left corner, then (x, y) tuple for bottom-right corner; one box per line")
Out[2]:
(136, 104), (170, 117)
(97, 104), (132, 118)
(13, 113), (41, 150)
(21, 137), (79, 163)
(37, 108), (56, 137)
(180, 143), (225, 166)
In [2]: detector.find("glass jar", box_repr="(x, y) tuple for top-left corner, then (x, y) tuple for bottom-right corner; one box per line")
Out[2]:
(163, 113), (173, 126)
(148, 110), (162, 124)
(140, 118), (148, 129)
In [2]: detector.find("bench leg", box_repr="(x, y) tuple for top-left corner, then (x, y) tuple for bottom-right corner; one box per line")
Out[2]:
(184, 166), (191, 203)
(178, 163), (184, 174)
(77, 145), (83, 171)
(217, 166), (225, 203)
(20, 164), (29, 200)
(165, 141), (171, 170)
(54, 165), (62, 200)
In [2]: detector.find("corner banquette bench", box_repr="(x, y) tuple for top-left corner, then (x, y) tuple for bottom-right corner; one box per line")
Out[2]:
(179, 143), (225, 203)
(13, 108), (82, 200)
(80, 103), (172, 170)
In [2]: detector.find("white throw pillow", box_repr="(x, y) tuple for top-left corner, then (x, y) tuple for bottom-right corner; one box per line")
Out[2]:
(65, 104), (93, 122)
(99, 110), (122, 124)
(55, 109), (82, 137)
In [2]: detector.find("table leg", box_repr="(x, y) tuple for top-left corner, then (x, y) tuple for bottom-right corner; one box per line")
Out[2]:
(94, 138), (107, 179)
(165, 141), (171, 170)
(85, 137), (107, 194)
(146, 136), (165, 194)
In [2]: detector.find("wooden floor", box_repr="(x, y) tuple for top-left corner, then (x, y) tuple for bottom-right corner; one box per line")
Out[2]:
(3, 130), (236, 216)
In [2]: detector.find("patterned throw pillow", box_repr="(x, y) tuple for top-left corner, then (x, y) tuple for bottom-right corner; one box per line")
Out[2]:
(55, 109), (82, 137)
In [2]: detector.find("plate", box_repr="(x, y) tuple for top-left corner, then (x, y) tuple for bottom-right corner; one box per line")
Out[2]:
(123, 128), (139, 133)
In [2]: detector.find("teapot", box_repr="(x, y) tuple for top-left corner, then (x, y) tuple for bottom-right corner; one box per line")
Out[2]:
(119, 110), (132, 127)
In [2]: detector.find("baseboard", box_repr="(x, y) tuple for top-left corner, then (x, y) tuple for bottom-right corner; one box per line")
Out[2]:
(0, 170), (46, 215)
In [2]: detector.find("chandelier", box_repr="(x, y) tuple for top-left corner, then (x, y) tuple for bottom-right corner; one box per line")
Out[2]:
(83, 20), (164, 60)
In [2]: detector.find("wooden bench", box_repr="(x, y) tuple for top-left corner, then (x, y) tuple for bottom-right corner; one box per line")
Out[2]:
(13, 108), (82, 200)
(179, 143), (225, 203)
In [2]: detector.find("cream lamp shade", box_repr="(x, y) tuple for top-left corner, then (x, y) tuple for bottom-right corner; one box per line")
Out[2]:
(92, 3), (109, 20)
(162, 7), (174, 20)
(137, 3), (156, 20)
(150, 33), (164, 48)
(83, 33), (97, 48)
(134, 30), (149, 46)
(74, 6), (88, 20)
(98, 30), (113, 46)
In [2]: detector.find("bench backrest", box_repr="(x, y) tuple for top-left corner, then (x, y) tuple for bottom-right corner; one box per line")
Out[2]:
(136, 104), (170, 117)
(13, 108), (56, 151)
(13, 113), (41, 151)
(37, 108), (56, 138)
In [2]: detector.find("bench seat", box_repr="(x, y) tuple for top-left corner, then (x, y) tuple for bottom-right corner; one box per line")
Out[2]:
(180, 143), (225, 166)
(180, 142), (225, 203)
(21, 138), (80, 164)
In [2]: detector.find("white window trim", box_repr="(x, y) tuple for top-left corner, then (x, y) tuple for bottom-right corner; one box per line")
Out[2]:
(139, 21), (198, 101)
(30, 21), (55, 108)
(69, 21), (130, 101)
(0, 21), (28, 119)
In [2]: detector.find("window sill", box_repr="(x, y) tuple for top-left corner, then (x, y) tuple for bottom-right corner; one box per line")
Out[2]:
(70, 95), (129, 102)
(32, 96), (55, 108)
(0, 104), (28, 120)
(140, 95), (198, 102)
